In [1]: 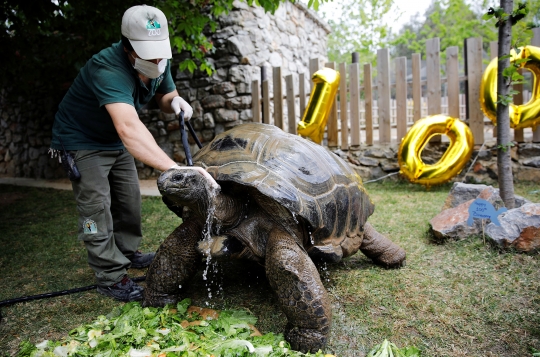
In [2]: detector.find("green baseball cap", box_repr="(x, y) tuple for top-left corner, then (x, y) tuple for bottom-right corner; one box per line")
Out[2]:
(121, 5), (172, 60)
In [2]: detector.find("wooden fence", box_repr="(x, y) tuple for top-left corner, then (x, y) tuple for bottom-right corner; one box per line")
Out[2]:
(251, 30), (540, 148)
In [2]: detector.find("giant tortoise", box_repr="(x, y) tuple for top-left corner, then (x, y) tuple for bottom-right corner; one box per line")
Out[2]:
(144, 123), (406, 353)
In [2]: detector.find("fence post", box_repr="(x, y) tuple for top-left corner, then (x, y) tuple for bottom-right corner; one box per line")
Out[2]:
(426, 38), (442, 143)
(273, 66), (283, 130)
(364, 63), (374, 146)
(262, 80), (270, 125)
(466, 37), (484, 145)
(446, 46), (460, 119)
(490, 41), (498, 60)
(532, 28), (540, 142)
(395, 57), (407, 142)
(377, 48), (391, 144)
(339, 62), (349, 150)
(261, 67), (267, 123)
(285, 74), (296, 134)
(412, 53), (422, 121)
(326, 62), (339, 148)
(252, 79), (261, 123)
(299, 73), (306, 118)
(349, 62), (361, 148)
(310, 58), (321, 79)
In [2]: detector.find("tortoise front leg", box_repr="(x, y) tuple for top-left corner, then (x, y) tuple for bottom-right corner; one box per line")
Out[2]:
(360, 222), (406, 268)
(143, 220), (203, 307)
(265, 227), (331, 353)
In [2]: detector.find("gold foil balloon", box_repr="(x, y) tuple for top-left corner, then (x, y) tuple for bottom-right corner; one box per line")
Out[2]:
(480, 45), (540, 130)
(398, 115), (474, 186)
(298, 68), (340, 144)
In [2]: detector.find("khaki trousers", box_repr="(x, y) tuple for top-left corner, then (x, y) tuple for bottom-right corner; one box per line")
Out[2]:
(71, 149), (142, 287)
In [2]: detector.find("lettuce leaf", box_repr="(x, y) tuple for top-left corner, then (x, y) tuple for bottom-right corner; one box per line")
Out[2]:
(16, 302), (330, 357)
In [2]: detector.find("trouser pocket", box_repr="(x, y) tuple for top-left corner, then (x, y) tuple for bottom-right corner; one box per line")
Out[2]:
(77, 201), (109, 242)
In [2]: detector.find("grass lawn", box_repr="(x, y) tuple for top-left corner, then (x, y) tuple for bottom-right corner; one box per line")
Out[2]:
(0, 180), (539, 356)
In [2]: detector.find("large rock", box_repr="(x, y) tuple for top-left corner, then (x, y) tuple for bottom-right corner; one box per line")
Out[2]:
(201, 95), (226, 110)
(517, 143), (540, 158)
(430, 187), (504, 241)
(214, 108), (239, 122)
(522, 156), (540, 168)
(430, 200), (481, 241)
(442, 182), (530, 210)
(485, 203), (540, 252)
(227, 35), (255, 57)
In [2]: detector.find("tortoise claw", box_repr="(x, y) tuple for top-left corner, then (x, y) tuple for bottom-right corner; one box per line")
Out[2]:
(375, 257), (407, 269)
(285, 324), (329, 353)
(142, 289), (180, 308)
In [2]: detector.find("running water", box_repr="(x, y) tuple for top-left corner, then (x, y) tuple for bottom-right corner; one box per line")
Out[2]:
(201, 188), (217, 281)
(320, 261), (330, 283)
(200, 184), (220, 305)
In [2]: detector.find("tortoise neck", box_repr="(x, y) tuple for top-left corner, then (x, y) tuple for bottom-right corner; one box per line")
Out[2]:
(213, 193), (244, 229)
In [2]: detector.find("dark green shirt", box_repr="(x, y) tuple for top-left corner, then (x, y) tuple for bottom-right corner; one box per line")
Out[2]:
(51, 41), (176, 150)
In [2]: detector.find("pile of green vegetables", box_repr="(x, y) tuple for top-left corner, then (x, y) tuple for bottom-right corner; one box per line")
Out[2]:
(17, 299), (332, 357)
(366, 340), (420, 357)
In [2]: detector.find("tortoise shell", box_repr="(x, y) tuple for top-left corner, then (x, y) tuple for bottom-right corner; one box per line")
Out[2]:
(192, 123), (374, 260)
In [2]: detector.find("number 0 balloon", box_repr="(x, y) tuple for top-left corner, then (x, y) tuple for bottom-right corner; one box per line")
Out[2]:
(480, 45), (540, 130)
(398, 115), (474, 186)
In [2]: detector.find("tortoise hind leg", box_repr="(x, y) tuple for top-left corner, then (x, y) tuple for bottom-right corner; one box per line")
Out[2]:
(265, 227), (331, 353)
(143, 220), (203, 307)
(360, 222), (406, 268)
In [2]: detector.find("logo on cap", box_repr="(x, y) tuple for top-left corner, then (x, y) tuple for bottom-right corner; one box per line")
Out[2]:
(146, 17), (161, 36)
(146, 19), (161, 29)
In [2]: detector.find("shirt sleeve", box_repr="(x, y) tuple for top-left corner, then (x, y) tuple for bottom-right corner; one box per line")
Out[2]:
(156, 60), (176, 94)
(91, 64), (136, 107)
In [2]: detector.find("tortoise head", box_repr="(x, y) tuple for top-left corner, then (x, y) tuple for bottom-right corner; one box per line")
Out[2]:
(158, 167), (219, 218)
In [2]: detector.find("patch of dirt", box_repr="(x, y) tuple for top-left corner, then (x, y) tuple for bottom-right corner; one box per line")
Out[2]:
(0, 192), (26, 207)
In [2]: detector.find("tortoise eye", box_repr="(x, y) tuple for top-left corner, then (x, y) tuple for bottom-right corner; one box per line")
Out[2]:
(172, 174), (184, 182)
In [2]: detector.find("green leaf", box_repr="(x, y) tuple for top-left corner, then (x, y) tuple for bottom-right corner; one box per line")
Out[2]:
(177, 298), (191, 316)
(513, 58), (530, 66)
(497, 94), (513, 106)
(502, 66), (516, 78)
(16, 340), (37, 357)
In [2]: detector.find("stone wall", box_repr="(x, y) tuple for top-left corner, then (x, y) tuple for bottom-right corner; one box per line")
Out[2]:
(336, 138), (540, 184)
(0, 0), (330, 180)
(0, 88), (64, 179)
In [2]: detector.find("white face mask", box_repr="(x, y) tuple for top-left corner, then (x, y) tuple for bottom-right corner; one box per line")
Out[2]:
(131, 53), (167, 79)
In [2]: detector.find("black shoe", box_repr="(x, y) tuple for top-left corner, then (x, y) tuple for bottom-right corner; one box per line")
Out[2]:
(96, 275), (143, 302)
(129, 250), (155, 269)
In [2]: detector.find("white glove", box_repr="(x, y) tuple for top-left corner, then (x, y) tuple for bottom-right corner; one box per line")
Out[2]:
(171, 96), (193, 120)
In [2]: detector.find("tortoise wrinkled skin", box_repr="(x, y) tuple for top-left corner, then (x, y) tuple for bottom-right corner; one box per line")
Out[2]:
(144, 123), (406, 353)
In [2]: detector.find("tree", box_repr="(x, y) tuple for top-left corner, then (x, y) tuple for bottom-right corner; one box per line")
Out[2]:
(0, 0), (311, 101)
(320, 0), (398, 66)
(390, 0), (497, 60)
(495, 0), (516, 209)
(483, 1), (529, 209)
